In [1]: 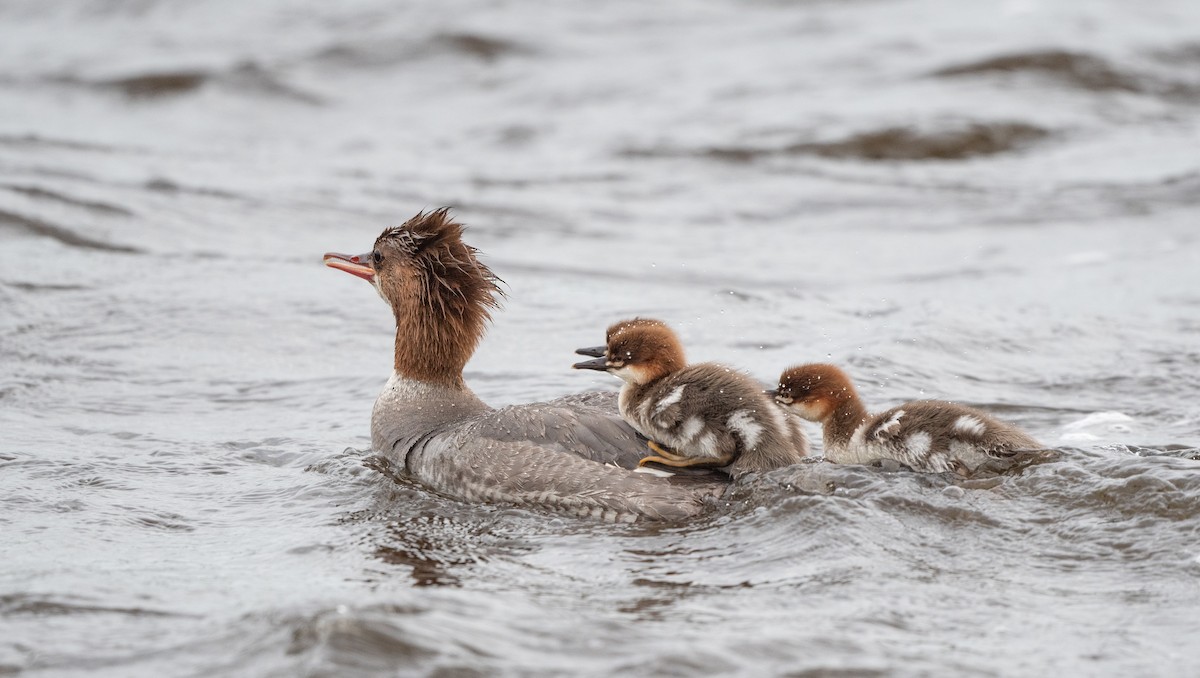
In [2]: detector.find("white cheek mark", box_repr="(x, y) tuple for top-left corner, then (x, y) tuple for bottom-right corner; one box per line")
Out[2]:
(875, 410), (905, 438)
(794, 401), (826, 422)
(727, 410), (764, 450)
(906, 431), (933, 458)
(610, 365), (644, 385)
(654, 385), (687, 415)
(954, 415), (987, 437)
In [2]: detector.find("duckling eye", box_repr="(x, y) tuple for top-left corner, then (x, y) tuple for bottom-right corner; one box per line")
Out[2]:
(372, 250), (383, 265)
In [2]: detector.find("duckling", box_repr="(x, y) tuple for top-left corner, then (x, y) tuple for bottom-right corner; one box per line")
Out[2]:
(574, 319), (808, 476)
(771, 363), (1050, 475)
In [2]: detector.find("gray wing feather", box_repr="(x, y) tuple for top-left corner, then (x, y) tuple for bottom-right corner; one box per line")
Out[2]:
(464, 391), (649, 469)
(409, 433), (717, 521)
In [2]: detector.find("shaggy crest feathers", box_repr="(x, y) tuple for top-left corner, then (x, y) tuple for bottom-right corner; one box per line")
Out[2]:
(379, 209), (505, 387)
(378, 208), (504, 316)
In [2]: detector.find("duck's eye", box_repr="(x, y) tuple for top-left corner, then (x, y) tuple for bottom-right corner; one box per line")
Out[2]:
(372, 250), (383, 265)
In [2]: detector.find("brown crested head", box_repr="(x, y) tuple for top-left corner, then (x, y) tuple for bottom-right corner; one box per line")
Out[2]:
(603, 318), (685, 385)
(574, 317), (667, 359)
(370, 209), (503, 387)
(605, 317), (667, 343)
(773, 363), (859, 422)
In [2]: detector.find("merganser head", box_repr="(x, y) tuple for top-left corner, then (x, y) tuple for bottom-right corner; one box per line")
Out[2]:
(324, 208), (503, 388)
(771, 363), (858, 422)
(573, 318), (684, 386)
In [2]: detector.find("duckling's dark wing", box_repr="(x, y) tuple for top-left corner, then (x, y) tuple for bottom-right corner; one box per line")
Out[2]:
(464, 392), (648, 469)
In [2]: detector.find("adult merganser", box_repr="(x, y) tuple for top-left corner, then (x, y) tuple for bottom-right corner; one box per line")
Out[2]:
(324, 209), (720, 522)
(573, 319), (809, 476)
(771, 363), (1049, 475)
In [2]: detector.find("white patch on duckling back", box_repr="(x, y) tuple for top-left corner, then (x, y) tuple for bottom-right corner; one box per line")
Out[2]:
(654, 385), (687, 415)
(727, 410), (763, 450)
(875, 410), (905, 438)
(906, 431), (933, 458)
(679, 416), (705, 443)
(954, 415), (987, 437)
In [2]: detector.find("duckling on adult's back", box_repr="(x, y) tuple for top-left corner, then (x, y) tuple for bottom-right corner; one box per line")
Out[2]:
(772, 363), (1050, 475)
(324, 210), (721, 522)
(574, 319), (809, 476)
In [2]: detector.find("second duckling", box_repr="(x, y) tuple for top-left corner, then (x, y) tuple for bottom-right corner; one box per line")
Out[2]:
(772, 363), (1050, 475)
(574, 318), (808, 476)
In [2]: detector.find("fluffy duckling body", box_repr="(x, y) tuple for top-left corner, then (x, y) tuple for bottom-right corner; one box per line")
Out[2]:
(773, 363), (1048, 475)
(575, 319), (808, 476)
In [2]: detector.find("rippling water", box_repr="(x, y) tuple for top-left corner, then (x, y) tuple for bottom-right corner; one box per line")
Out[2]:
(3, 1), (1200, 675)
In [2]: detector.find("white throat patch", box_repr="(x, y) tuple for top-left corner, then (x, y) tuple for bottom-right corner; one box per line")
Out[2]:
(610, 364), (648, 385)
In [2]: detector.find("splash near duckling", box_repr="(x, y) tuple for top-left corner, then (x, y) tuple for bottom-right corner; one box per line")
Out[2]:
(574, 318), (808, 476)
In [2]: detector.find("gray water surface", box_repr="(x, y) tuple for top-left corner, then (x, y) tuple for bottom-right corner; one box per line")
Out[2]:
(3, 1), (1200, 675)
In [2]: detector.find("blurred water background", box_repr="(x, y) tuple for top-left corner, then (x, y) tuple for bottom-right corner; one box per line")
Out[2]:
(2, 1), (1200, 675)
